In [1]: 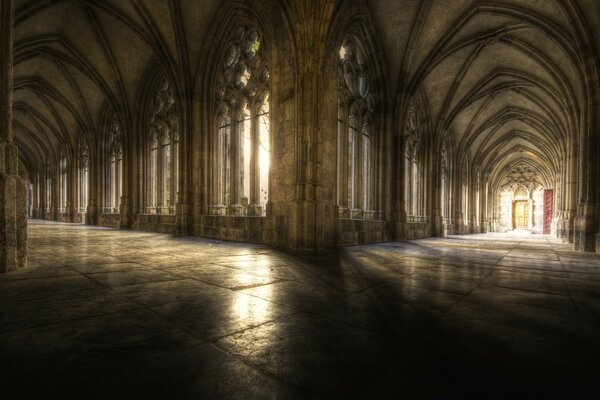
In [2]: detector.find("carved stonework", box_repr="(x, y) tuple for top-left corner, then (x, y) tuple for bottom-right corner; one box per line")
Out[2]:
(339, 35), (374, 120)
(440, 134), (449, 181)
(107, 109), (123, 159)
(404, 102), (421, 162)
(216, 27), (269, 115)
(80, 141), (89, 169)
(500, 162), (544, 192)
(338, 33), (376, 215)
(149, 74), (179, 143)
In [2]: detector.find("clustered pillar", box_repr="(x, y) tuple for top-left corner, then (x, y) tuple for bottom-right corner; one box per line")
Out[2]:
(0, 0), (27, 272)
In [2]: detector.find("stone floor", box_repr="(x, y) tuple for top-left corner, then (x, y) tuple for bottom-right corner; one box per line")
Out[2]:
(2, 221), (600, 398)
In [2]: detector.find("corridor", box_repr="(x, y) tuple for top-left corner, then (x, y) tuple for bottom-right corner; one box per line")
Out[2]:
(2, 221), (600, 398)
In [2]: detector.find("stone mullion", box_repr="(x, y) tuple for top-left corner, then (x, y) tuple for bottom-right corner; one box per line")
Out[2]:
(339, 115), (349, 217)
(52, 166), (59, 220)
(407, 157), (413, 219)
(67, 156), (76, 220)
(229, 118), (242, 215)
(211, 121), (221, 212)
(31, 175), (38, 218)
(353, 119), (364, 217)
(171, 140), (178, 214)
(86, 148), (98, 225)
(248, 111), (260, 216)
(157, 145), (164, 212)
(145, 146), (150, 213)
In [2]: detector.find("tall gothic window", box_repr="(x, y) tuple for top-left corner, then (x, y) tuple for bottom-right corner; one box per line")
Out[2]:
(59, 154), (67, 213)
(105, 112), (123, 214)
(475, 170), (481, 225)
(461, 156), (469, 225)
(441, 134), (451, 224)
(145, 74), (180, 214)
(46, 163), (53, 214)
(404, 102), (424, 222)
(338, 34), (375, 219)
(78, 140), (89, 214)
(215, 26), (270, 216)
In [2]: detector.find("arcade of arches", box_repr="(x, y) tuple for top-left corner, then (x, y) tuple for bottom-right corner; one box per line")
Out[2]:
(1, 0), (600, 270)
(2, 0), (600, 397)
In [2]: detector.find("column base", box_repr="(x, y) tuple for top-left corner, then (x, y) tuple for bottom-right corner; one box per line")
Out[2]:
(246, 205), (263, 217)
(176, 202), (191, 235)
(228, 204), (245, 216)
(432, 215), (443, 237)
(574, 205), (598, 252)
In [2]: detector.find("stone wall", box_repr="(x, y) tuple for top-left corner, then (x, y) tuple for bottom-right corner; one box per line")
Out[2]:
(337, 219), (389, 246)
(406, 222), (431, 240)
(195, 216), (265, 244)
(134, 214), (176, 234)
(98, 214), (120, 229)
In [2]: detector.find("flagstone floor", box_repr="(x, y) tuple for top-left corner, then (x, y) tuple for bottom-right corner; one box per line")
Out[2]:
(1, 220), (599, 398)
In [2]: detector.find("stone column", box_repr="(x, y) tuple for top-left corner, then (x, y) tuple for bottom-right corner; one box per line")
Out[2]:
(338, 117), (350, 218)
(247, 114), (261, 216)
(86, 149), (98, 225)
(0, 0), (27, 272)
(228, 119), (243, 215)
(352, 120), (364, 219)
(31, 175), (39, 218)
(528, 197), (534, 231)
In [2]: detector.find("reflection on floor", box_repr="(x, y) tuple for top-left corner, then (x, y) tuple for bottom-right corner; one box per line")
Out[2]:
(2, 221), (600, 398)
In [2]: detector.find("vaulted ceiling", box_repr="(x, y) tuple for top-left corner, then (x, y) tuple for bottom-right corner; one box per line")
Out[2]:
(14, 0), (221, 171)
(370, 0), (600, 185)
(13, 0), (600, 187)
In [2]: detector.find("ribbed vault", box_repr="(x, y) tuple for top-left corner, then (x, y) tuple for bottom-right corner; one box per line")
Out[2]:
(13, 0), (221, 175)
(6, 0), (600, 253)
(370, 0), (599, 244)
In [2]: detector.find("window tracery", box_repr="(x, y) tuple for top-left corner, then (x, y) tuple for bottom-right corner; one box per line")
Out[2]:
(45, 160), (53, 214)
(440, 133), (451, 223)
(105, 110), (123, 214)
(58, 153), (68, 213)
(215, 26), (270, 216)
(78, 140), (89, 214)
(338, 34), (375, 219)
(499, 162), (544, 192)
(461, 156), (469, 224)
(404, 101), (424, 221)
(145, 73), (180, 215)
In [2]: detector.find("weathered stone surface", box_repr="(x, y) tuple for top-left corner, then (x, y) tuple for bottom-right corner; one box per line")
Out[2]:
(5, 0), (600, 263)
(3, 222), (600, 397)
(0, 172), (27, 272)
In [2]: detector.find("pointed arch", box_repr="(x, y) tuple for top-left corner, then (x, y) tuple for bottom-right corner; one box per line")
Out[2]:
(139, 65), (181, 215)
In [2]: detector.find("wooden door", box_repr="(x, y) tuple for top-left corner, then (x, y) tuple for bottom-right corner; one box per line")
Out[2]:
(512, 200), (529, 229)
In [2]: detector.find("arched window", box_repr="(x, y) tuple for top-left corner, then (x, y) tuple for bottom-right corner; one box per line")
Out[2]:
(338, 34), (375, 219)
(475, 170), (481, 226)
(58, 154), (68, 213)
(105, 112), (123, 214)
(148, 132), (158, 211)
(440, 133), (451, 225)
(404, 102), (424, 222)
(46, 162), (53, 215)
(461, 156), (469, 227)
(78, 140), (89, 214)
(145, 74), (179, 214)
(215, 26), (270, 216)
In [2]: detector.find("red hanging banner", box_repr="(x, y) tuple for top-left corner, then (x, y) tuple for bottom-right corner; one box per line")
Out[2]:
(543, 189), (553, 234)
